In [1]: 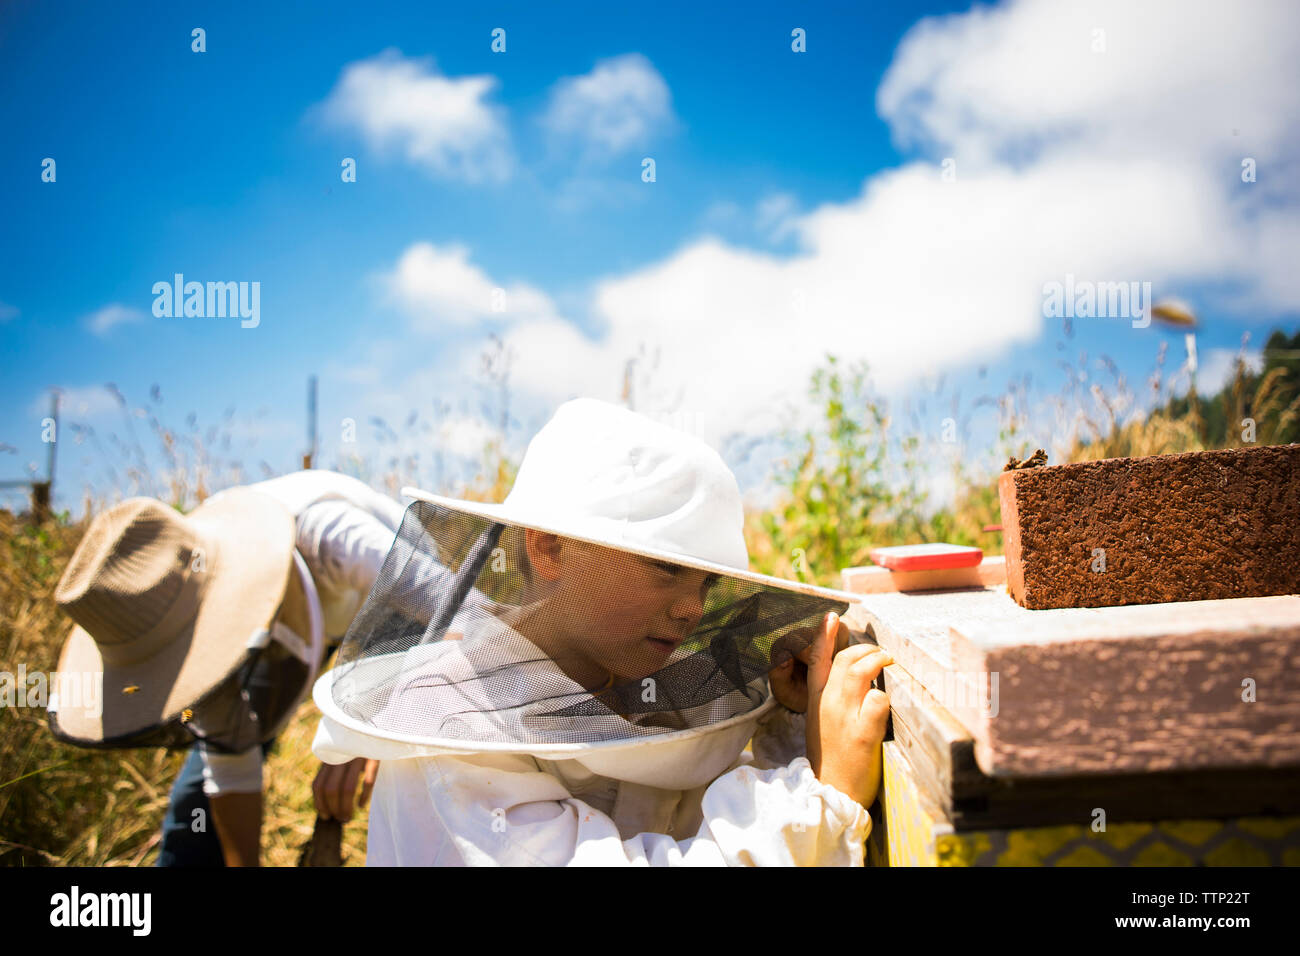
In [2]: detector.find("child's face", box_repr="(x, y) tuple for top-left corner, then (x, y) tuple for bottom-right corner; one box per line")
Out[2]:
(522, 530), (721, 686)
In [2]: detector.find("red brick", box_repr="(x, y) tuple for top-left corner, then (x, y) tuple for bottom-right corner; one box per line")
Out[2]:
(998, 444), (1300, 609)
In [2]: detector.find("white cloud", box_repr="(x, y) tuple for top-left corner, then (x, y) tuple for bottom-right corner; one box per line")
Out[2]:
(1196, 345), (1263, 396)
(0, 300), (18, 322)
(359, 0), (1300, 459)
(382, 242), (560, 330)
(875, 0), (1300, 314)
(540, 53), (674, 159)
(492, 316), (619, 399)
(436, 414), (501, 459)
(318, 48), (512, 182)
(364, 156), (1230, 451)
(878, 0), (1300, 170)
(754, 193), (800, 242)
(84, 304), (146, 336)
(352, 245), (623, 458)
(491, 0), (1300, 442)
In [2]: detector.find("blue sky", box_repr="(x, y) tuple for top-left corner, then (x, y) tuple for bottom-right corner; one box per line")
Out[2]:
(2, 0), (1297, 514)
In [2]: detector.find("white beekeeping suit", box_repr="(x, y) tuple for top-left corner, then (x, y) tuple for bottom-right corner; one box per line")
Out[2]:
(312, 398), (873, 866)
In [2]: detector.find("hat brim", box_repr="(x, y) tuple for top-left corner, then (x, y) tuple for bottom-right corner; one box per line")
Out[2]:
(51, 489), (296, 745)
(401, 486), (863, 606)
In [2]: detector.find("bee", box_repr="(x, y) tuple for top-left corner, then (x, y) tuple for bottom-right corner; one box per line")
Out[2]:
(122, 685), (140, 695)
(180, 708), (193, 724)
(1003, 448), (1048, 472)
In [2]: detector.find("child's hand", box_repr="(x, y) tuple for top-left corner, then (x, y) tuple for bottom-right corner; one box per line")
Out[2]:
(768, 614), (852, 712)
(804, 611), (892, 807)
(768, 633), (814, 713)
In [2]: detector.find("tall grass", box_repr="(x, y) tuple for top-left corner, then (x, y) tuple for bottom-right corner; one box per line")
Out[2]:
(0, 512), (185, 865)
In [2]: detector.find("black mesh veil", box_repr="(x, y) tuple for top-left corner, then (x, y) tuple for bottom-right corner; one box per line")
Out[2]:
(326, 499), (852, 748)
(47, 639), (310, 753)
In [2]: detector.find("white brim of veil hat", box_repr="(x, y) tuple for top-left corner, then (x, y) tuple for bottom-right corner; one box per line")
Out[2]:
(311, 397), (864, 790)
(399, 487), (864, 604)
(313, 665), (785, 791)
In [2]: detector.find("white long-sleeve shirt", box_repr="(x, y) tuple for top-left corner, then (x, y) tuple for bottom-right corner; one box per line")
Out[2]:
(200, 471), (405, 796)
(253, 471), (407, 641)
(358, 706), (872, 866)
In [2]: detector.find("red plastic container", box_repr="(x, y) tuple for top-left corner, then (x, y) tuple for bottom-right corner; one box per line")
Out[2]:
(868, 543), (983, 572)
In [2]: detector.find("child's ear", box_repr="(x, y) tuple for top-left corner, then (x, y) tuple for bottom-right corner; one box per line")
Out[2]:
(522, 529), (565, 582)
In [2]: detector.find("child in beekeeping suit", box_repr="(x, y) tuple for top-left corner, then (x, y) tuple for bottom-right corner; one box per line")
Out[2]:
(312, 398), (892, 865)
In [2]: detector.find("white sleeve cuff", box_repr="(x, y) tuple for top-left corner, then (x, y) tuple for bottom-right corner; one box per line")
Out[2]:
(749, 704), (807, 769)
(692, 756), (870, 865)
(198, 743), (264, 796)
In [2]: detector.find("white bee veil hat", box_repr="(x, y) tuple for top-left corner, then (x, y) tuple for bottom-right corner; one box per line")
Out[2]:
(312, 398), (860, 789)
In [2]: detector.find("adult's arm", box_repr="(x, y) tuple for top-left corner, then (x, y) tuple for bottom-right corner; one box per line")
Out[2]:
(297, 500), (501, 631)
(198, 743), (264, 866)
(209, 791), (263, 867)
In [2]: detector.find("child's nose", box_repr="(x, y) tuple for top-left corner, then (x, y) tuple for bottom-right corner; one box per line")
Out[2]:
(667, 587), (705, 625)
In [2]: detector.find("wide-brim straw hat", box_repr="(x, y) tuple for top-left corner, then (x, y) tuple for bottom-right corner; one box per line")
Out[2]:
(51, 489), (296, 745)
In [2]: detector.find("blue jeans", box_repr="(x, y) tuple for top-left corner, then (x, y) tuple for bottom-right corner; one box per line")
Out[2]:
(155, 739), (276, 867)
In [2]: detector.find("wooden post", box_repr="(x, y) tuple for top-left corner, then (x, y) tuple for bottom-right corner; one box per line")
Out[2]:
(30, 481), (51, 524)
(303, 375), (318, 470)
(46, 390), (58, 492)
(30, 391), (59, 522)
